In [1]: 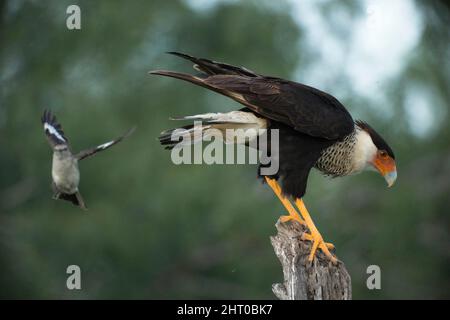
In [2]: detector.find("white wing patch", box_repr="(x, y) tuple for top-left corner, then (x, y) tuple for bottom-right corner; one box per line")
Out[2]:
(44, 122), (66, 142)
(97, 141), (114, 150)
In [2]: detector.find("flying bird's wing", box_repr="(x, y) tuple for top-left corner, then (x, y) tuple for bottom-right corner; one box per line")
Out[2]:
(75, 127), (135, 161)
(41, 109), (70, 150)
(150, 52), (354, 140)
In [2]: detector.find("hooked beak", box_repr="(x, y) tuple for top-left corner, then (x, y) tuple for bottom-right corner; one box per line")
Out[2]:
(373, 156), (397, 188)
(384, 170), (397, 188)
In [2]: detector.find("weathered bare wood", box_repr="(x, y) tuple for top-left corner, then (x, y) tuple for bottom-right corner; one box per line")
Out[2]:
(270, 220), (352, 300)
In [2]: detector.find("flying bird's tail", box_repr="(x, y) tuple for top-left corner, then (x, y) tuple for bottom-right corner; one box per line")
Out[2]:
(57, 191), (87, 210)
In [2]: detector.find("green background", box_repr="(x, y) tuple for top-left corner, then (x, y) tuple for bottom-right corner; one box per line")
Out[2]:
(0, 0), (449, 299)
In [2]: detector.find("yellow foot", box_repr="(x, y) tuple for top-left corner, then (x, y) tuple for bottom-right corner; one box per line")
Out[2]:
(295, 198), (338, 264)
(301, 233), (335, 250)
(306, 231), (337, 264)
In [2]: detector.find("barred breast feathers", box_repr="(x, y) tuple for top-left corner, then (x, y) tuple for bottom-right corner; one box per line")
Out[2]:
(315, 125), (377, 177)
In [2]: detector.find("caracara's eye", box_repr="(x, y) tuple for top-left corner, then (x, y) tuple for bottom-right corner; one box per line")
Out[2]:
(380, 150), (388, 158)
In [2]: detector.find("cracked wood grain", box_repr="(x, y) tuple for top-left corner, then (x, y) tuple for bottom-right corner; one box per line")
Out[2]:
(271, 220), (352, 300)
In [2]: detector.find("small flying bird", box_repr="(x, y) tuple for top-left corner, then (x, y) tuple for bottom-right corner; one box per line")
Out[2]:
(151, 52), (397, 264)
(41, 110), (135, 210)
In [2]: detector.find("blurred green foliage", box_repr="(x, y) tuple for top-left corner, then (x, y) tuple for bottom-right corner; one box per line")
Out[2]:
(0, 0), (448, 299)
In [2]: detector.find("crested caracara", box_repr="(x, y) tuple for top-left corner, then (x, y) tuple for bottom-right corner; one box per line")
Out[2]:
(151, 52), (397, 263)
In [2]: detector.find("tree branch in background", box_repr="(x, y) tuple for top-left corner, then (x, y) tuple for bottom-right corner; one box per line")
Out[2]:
(271, 220), (352, 300)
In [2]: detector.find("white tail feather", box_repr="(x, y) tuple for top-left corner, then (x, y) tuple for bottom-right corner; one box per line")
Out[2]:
(159, 111), (268, 149)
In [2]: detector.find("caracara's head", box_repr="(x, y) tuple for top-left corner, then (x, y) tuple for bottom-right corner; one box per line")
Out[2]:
(354, 121), (397, 187)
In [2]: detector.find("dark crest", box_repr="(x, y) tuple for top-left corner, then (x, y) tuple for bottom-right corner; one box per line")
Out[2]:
(355, 120), (395, 159)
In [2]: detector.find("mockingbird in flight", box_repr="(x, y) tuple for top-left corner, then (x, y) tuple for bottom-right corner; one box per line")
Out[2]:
(42, 110), (135, 210)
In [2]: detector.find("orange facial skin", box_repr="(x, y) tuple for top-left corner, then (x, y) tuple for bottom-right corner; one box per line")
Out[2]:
(372, 150), (397, 187)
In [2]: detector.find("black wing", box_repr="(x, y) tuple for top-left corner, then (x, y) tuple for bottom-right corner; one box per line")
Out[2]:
(75, 127), (135, 161)
(150, 52), (354, 140)
(41, 109), (69, 150)
(166, 51), (259, 77)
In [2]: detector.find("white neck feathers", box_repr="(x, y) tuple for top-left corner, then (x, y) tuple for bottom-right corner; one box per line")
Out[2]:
(351, 127), (377, 173)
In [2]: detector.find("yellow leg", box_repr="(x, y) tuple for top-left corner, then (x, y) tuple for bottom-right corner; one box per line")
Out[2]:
(265, 178), (334, 251)
(295, 199), (337, 264)
(265, 177), (305, 225)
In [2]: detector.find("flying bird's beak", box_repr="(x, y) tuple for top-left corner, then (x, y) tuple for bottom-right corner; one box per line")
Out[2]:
(373, 155), (397, 188)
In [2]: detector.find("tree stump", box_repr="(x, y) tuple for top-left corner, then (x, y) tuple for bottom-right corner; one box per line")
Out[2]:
(270, 220), (352, 300)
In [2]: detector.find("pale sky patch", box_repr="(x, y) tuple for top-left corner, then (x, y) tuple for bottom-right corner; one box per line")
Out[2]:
(404, 86), (437, 137)
(290, 0), (423, 100)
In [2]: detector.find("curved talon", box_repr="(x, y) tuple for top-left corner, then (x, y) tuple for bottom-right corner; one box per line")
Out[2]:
(309, 238), (320, 261)
(301, 233), (335, 250)
(304, 232), (337, 264)
(316, 241), (337, 264)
